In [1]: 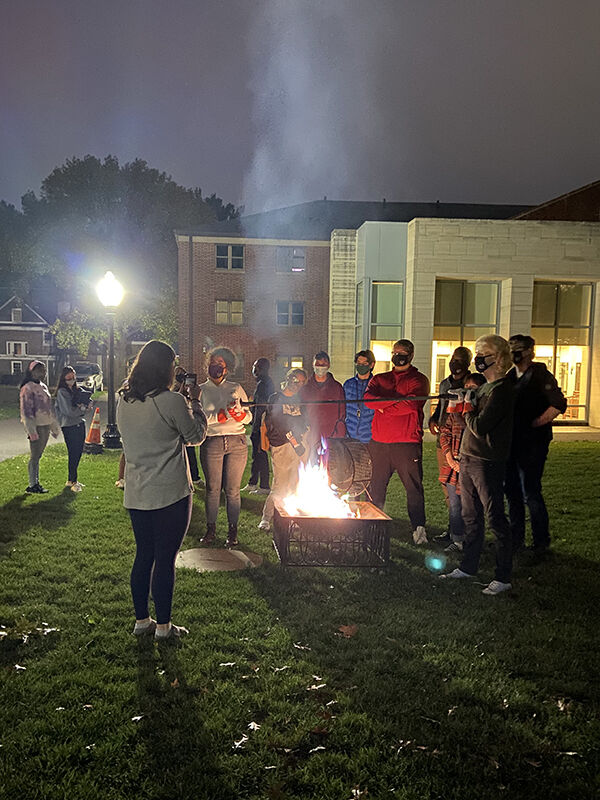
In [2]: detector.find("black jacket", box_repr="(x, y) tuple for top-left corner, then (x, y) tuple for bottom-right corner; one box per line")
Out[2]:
(507, 363), (567, 446)
(461, 377), (515, 462)
(264, 391), (308, 448)
(251, 376), (274, 434)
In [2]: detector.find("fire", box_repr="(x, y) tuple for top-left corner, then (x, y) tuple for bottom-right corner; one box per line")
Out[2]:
(281, 458), (359, 519)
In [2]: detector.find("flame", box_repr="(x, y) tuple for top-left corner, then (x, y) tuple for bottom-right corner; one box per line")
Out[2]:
(281, 457), (358, 519)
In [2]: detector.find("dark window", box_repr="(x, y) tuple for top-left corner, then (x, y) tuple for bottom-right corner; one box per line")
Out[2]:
(277, 301), (304, 326)
(216, 244), (244, 270)
(277, 246), (306, 273)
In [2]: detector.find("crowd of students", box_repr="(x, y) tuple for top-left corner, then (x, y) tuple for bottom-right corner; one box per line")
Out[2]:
(18, 331), (566, 637)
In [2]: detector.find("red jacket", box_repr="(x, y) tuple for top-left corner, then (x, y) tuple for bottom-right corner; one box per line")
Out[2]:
(364, 366), (429, 443)
(299, 374), (346, 440)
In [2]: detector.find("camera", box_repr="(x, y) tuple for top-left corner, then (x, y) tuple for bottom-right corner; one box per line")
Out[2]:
(184, 373), (197, 386)
(73, 386), (93, 407)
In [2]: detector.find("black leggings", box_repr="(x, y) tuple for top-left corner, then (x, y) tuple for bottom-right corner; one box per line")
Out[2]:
(62, 423), (86, 483)
(128, 495), (192, 624)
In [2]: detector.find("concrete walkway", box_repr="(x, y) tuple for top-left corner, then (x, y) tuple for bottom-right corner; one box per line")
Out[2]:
(0, 400), (109, 462)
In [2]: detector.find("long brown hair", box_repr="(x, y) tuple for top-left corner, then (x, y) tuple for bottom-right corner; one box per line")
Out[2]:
(119, 340), (175, 402)
(55, 365), (77, 397)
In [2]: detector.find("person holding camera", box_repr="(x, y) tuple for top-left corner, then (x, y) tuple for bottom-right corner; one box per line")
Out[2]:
(20, 360), (61, 494)
(55, 365), (92, 492)
(174, 366), (202, 484)
(198, 347), (252, 548)
(258, 368), (309, 532)
(117, 340), (207, 640)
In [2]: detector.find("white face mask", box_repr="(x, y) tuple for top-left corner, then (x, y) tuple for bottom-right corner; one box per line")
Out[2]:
(314, 366), (329, 378)
(66, 379), (75, 387)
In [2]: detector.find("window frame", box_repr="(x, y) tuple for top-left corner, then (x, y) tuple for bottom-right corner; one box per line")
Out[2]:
(6, 341), (28, 356)
(11, 360), (23, 374)
(11, 308), (22, 323)
(215, 299), (244, 325)
(276, 246), (306, 274)
(276, 301), (305, 327)
(215, 243), (245, 271)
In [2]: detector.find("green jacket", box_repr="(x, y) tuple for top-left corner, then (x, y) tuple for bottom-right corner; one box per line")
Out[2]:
(460, 377), (515, 462)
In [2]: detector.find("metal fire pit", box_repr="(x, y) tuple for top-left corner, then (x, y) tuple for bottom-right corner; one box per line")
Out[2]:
(273, 501), (392, 567)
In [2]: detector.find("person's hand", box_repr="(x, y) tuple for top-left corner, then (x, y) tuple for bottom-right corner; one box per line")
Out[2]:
(28, 432), (39, 442)
(462, 389), (476, 415)
(188, 384), (201, 402)
(446, 389), (464, 414)
(429, 420), (439, 435)
(445, 452), (460, 471)
(227, 402), (246, 422)
(217, 408), (228, 423)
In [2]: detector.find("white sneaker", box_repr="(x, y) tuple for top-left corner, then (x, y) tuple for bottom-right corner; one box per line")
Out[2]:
(255, 487), (270, 495)
(258, 520), (271, 532)
(71, 482), (84, 493)
(65, 481), (74, 488)
(439, 568), (475, 579)
(412, 526), (428, 545)
(115, 478), (125, 489)
(482, 580), (512, 595)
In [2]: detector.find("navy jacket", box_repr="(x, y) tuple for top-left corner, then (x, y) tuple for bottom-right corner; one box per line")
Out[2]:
(343, 373), (375, 442)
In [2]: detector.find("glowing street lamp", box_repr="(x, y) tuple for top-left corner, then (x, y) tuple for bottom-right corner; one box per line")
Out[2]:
(96, 271), (124, 448)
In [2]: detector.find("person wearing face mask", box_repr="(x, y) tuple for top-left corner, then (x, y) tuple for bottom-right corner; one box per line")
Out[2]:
(258, 368), (309, 532)
(198, 347), (252, 548)
(363, 340), (430, 545)
(504, 334), (566, 554)
(242, 358), (274, 495)
(19, 360), (61, 494)
(299, 351), (346, 455)
(428, 347), (473, 544)
(343, 350), (376, 443)
(55, 366), (92, 492)
(440, 335), (515, 595)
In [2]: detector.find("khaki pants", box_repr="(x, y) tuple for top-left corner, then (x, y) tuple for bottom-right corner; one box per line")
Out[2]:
(261, 437), (308, 524)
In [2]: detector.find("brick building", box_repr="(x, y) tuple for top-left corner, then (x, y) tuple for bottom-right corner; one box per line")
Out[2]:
(175, 199), (527, 392)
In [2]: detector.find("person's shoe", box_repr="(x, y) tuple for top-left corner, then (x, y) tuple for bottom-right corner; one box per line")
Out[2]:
(155, 623), (189, 641)
(71, 482), (84, 493)
(434, 531), (452, 545)
(132, 618), (157, 636)
(439, 568), (475, 579)
(482, 580), (512, 595)
(258, 519), (271, 532)
(200, 524), (217, 546)
(241, 483), (257, 493)
(445, 541), (463, 553)
(115, 478), (125, 489)
(226, 525), (239, 547)
(65, 481), (75, 488)
(34, 483), (49, 494)
(255, 487), (270, 495)
(26, 485), (39, 494)
(193, 478), (205, 487)
(412, 526), (428, 545)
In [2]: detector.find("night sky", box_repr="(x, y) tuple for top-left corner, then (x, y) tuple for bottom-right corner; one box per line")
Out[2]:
(1, 0), (599, 214)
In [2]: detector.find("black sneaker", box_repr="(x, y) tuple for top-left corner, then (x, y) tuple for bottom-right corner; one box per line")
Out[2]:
(35, 484), (49, 494)
(200, 524), (216, 546)
(434, 531), (451, 546)
(226, 525), (239, 548)
(26, 485), (38, 494)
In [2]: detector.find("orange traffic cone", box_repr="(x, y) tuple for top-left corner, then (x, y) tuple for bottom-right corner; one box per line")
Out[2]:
(83, 407), (104, 454)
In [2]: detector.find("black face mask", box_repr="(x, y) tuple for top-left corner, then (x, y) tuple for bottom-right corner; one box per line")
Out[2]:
(474, 354), (494, 373)
(449, 359), (468, 375)
(208, 363), (225, 379)
(391, 353), (410, 367)
(511, 351), (524, 365)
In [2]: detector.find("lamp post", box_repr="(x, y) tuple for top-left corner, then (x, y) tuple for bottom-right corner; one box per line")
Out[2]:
(96, 271), (124, 449)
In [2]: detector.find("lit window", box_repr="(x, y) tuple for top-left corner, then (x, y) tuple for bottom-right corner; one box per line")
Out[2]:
(215, 244), (244, 270)
(275, 355), (304, 382)
(215, 300), (244, 325)
(6, 341), (28, 356)
(369, 282), (403, 373)
(276, 301), (304, 326)
(277, 247), (306, 273)
(431, 279), (498, 393)
(531, 282), (592, 422)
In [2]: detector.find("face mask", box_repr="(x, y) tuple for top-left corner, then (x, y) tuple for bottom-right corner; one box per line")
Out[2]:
(355, 364), (371, 376)
(474, 354), (494, 373)
(66, 379), (75, 387)
(391, 353), (410, 367)
(208, 363), (225, 379)
(449, 359), (468, 375)
(314, 366), (329, 377)
(511, 351), (524, 364)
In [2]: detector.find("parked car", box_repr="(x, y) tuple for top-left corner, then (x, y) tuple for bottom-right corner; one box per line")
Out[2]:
(74, 362), (103, 392)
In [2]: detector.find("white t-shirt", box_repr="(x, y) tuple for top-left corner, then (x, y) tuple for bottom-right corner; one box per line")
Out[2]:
(199, 379), (252, 436)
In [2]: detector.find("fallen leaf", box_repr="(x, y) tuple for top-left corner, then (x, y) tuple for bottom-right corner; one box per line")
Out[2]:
(293, 642), (311, 651)
(55, 707), (65, 711)
(85, 743), (96, 750)
(307, 683), (326, 691)
(233, 734), (248, 750)
(309, 745), (326, 753)
(131, 715), (144, 722)
(170, 678), (179, 689)
(219, 662), (236, 667)
(273, 665), (290, 673)
(264, 765), (277, 770)
(525, 760), (541, 768)
(338, 624), (358, 638)
(447, 706), (458, 716)
(82, 704), (93, 710)
(248, 722), (261, 730)
(325, 700), (338, 707)
(14, 664), (26, 671)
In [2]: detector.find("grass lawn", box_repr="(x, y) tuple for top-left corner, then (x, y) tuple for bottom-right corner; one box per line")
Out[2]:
(0, 442), (598, 799)
(0, 386), (20, 420)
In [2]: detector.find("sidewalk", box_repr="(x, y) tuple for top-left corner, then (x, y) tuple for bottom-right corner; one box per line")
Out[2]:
(0, 400), (109, 462)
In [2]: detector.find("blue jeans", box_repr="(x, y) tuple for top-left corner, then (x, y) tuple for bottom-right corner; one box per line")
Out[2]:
(459, 455), (512, 583)
(446, 482), (465, 542)
(128, 494), (192, 624)
(62, 422), (86, 483)
(200, 434), (248, 525)
(505, 440), (550, 549)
